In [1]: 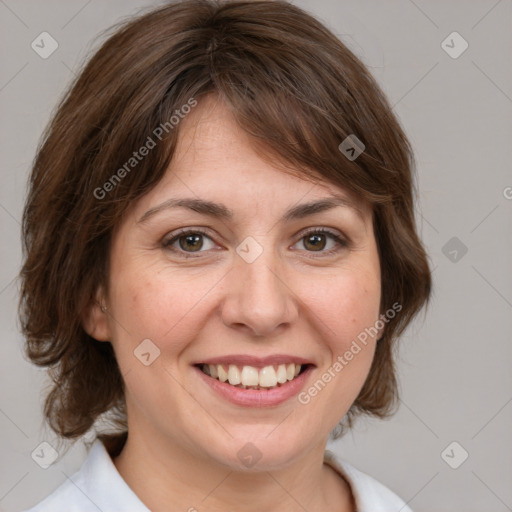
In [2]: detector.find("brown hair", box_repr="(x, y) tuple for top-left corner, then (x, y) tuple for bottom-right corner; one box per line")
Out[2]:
(19, 0), (431, 453)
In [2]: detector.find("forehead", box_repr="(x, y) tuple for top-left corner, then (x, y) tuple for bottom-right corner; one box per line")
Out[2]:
(119, 94), (373, 233)
(150, 95), (370, 213)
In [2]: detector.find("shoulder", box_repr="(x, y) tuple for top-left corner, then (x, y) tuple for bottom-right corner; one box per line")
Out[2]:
(324, 450), (413, 512)
(22, 440), (149, 512)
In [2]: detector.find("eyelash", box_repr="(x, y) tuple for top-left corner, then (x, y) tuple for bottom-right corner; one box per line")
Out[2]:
(161, 227), (349, 259)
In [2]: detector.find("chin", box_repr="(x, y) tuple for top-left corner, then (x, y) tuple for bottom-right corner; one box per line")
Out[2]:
(201, 424), (316, 472)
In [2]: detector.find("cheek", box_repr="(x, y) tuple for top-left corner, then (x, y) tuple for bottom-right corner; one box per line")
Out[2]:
(309, 277), (380, 402)
(107, 262), (219, 357)
(303, 266), (381, 393)
(303, 265), (381, 346)
(293, 268), (381, 433)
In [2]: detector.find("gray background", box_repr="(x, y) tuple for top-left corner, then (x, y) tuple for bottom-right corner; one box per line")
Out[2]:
(1, 1), (511, 511)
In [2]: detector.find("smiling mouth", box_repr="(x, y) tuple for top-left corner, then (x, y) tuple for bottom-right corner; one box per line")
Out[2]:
(196, 363), (310, 390)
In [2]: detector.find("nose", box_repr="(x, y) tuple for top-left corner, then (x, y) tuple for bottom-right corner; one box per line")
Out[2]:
(220, 248), (298, 337)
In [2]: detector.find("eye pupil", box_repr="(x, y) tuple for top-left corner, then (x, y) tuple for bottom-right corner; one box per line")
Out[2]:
(304, 233), (326, 251)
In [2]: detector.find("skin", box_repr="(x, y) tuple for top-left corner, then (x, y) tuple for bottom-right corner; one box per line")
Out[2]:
(83, 94), (384, 512)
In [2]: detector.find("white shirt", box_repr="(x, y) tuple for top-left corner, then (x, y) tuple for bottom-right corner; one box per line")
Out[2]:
(24, 440), (413, 512)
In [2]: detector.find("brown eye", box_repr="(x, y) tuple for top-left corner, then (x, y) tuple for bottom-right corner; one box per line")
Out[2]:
(294, 228), (348, 257)
(303, 233), (328, 252)
(177, 233), (204, 252)
(162, 229), (216, 258)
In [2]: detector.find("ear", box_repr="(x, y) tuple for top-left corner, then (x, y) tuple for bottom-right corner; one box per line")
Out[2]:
(375, 310), (388, 342)
(376, 300), (401, 342)
(376, 320), (386, 342)
(81, 287), (111, 342)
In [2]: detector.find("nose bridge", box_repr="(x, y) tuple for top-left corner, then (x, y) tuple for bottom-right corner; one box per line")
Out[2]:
(221, 237), (297, 336)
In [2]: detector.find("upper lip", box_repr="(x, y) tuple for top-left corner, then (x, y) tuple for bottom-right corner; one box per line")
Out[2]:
(194, 354), (315, 368)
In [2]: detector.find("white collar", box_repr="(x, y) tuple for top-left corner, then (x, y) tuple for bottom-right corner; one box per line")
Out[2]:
(323, 449), (413, 512)
(26, 440), (412, 512)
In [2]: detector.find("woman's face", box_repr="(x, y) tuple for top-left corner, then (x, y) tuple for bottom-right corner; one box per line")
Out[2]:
(92, 95), (383, 470)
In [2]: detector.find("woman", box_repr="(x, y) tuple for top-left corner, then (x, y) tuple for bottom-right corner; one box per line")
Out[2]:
(19, 0), (431, 510)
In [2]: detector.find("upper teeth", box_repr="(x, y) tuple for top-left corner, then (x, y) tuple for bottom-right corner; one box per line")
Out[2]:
(202, 363), (302, 388)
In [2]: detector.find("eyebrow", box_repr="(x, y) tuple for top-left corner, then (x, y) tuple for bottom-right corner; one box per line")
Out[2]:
(137, 195), (365, 224)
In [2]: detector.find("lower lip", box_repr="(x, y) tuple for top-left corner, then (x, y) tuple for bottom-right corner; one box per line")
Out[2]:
(194, 365), (314, 407)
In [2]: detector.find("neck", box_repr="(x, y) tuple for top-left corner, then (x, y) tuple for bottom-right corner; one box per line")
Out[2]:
(112, 425), (354, 512)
